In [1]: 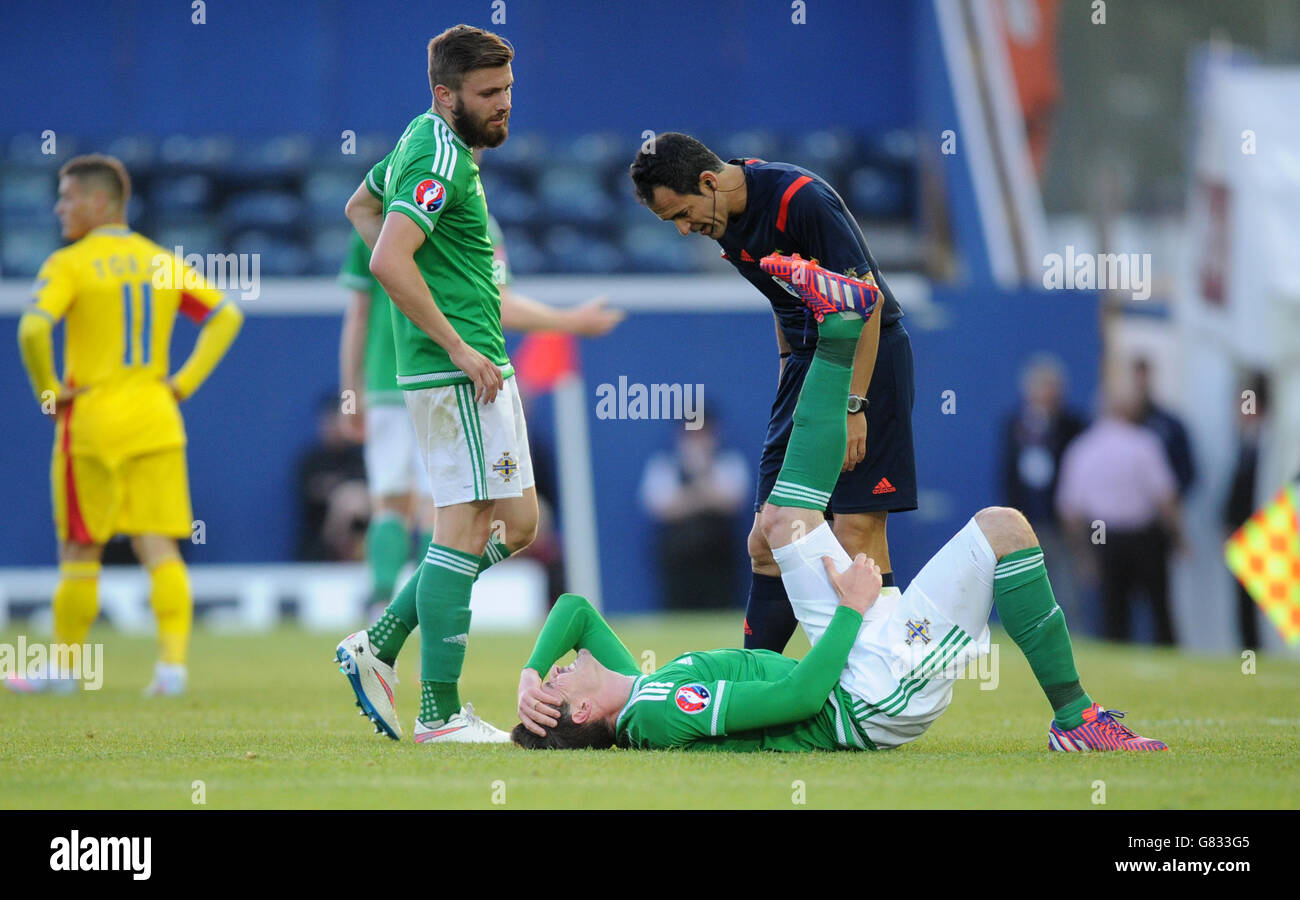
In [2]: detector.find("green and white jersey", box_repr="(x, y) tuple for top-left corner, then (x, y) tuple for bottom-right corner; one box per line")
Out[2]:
(367, 111), (509, 389)
(616, 649), (869, 753)
(338, 231), (403, 405)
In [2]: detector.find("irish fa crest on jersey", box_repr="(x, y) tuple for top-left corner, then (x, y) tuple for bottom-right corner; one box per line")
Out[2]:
(674, 683), (711, 714)
(414, 178), (446, 213)
(492, 452), (518, 482)
(905, 618), (932, 646)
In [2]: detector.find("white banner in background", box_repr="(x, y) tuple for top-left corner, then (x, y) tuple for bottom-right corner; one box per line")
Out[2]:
(1186, 62), (1300, 367)
(1179, 54), (1300, 653)
(0, 559), (549, 634)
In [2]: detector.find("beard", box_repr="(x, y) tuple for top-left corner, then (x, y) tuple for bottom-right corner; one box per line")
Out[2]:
(451, 97), (509, 149)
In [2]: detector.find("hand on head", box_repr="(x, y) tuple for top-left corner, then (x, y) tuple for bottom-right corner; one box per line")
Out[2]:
(517, 667), (563, 737)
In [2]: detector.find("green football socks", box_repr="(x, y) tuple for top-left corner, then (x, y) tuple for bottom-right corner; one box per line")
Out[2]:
(993, 548), (1092, 729)
(366, 549), (421, 666)
(768, 312), (864, 510)
(366, 607), (412, 668)
(477, 535), (513, 575)
(367, 533), (508, 673)
(416, 544), (478, 725)
(366, 512), (410, 604)
(419, 680), (459, 726)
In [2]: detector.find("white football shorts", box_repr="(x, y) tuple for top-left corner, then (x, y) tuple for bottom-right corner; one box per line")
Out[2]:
(777, 516), (997, 750)
(403, 374), (535, 508)
(364, 403), (430, 498)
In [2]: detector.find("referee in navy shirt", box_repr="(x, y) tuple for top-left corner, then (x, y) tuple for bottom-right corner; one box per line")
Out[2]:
(631, 132), (917, 652)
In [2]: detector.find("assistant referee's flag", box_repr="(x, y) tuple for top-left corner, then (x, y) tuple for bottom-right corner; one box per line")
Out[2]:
(1225, 481), (1300, 645)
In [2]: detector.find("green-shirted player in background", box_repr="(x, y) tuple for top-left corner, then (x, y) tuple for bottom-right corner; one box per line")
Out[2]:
(337, 24), (554, 744)
(338, 216), (622, 617)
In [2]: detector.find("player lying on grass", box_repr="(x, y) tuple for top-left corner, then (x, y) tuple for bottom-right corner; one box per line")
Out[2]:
(514, 505), (1168, 752)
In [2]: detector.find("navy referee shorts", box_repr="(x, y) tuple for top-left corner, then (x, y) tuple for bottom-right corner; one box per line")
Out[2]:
(754, 319), (917, 516)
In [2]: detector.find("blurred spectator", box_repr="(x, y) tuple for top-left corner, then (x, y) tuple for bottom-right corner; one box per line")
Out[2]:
(297, 393), (368, 561)
(1223, 372), (1271, 649)
(1000, 353), (1086, 618)
(1133, 357), (1195, 497)
(639, 420), (749, 611)
(1056, 372), (1182, 645)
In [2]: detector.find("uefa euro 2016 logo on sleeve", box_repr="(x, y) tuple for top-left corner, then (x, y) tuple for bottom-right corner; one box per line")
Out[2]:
(675, 683), (711, 714)
(414, 179), (446, 213)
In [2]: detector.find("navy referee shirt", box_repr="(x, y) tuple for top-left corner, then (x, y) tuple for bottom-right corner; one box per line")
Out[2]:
(716, 158), (903, 354)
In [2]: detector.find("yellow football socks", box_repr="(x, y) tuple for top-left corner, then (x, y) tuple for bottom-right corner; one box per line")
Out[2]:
(52, 560), (101, 648)
(149, 558), (192, 665)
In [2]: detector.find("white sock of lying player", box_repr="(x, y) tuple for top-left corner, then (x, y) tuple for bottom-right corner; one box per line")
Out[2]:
(770, 522), (896, 647)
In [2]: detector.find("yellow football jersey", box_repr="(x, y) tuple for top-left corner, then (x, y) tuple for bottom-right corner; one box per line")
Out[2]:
(30, 225), (226, 461)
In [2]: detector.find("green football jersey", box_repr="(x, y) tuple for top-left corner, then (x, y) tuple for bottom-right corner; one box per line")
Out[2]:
(337, 231), (403, 405)
(616, 649), (870, 752)
(367, 111), (508, 389)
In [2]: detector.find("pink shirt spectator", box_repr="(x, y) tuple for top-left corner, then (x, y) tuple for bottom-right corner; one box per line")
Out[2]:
(1055, 417), (1177, 531)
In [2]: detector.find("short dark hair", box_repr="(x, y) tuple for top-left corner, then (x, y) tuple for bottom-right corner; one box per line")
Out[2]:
(629, 132), (724, 206)
(428, 24), (514, 95)
(59, 154), (131, 208)
(510, 702), (617, 750)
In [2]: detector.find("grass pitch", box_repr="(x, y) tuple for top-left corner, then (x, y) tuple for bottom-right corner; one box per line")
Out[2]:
(1, 615), (1297, 809)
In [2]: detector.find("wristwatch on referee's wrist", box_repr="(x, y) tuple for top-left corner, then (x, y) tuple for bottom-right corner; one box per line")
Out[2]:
(847, 393), (868, 415)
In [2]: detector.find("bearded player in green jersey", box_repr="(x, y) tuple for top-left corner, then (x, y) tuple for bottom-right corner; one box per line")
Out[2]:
(338, 218), (622, 617)
(338, 24), (536, 743)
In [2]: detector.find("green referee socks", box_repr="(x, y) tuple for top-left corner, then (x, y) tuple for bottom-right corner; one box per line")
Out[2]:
(769, 312), (864, 510)
(993, 548), (1092, 729)
(416, 543), (478, 726)
(366, 512), (410, 604)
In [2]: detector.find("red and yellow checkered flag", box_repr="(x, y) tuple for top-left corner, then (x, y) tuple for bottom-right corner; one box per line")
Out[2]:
(1225, 482), (1300, 645)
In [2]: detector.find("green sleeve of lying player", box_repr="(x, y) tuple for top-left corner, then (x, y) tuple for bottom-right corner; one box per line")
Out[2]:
(523, 594), (640, 678)
(722, 606), (861, 732)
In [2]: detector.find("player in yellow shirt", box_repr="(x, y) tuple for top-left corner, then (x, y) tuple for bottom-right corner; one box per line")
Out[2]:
(11, 154), (243, 695)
